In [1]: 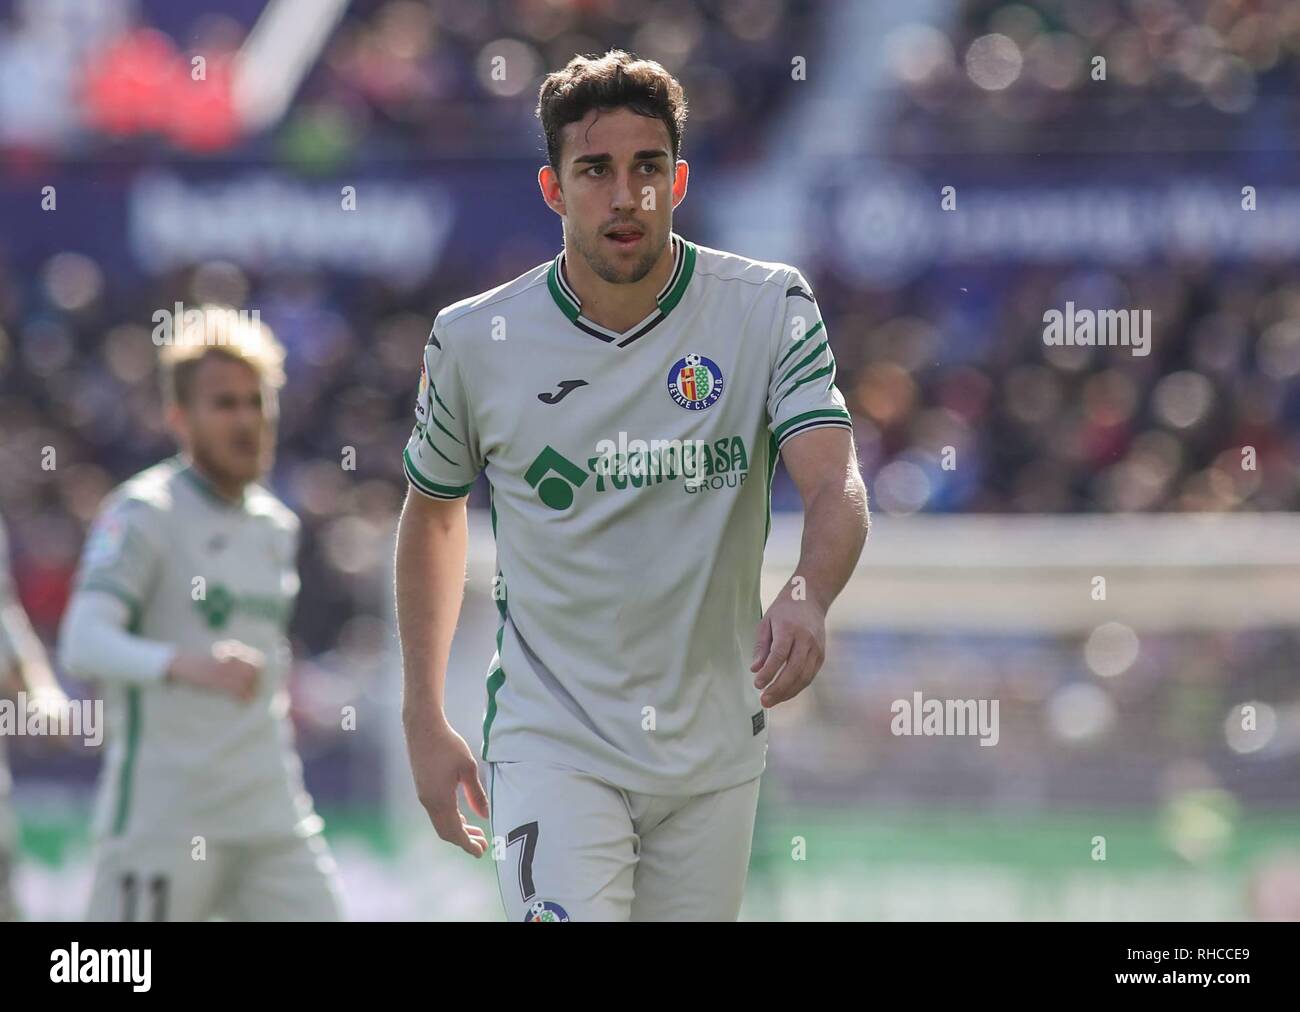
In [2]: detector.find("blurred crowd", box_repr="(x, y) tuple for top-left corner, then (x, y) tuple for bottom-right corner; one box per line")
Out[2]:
(884, 0), (1300, 156)
(793, 258), (1300, 516)
(301, 0), (821, 166)
(1, 0), (820, 164)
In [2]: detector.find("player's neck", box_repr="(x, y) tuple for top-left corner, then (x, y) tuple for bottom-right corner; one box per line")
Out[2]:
(182, 456), (248, 506)
(562, 239), (675, 334)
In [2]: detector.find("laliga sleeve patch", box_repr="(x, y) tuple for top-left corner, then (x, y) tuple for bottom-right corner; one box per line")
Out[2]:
(84, 514), (127, 568)
(524, 900), (571, 922)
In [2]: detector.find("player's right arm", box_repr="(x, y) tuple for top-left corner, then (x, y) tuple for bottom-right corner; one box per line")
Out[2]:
(396, 324), (490, 858)
(57, 497), (259, 701)
(396, 491), (489, 857)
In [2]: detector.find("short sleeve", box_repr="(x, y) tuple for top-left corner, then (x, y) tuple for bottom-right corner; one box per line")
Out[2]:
(72, 497), (161, 614)
(766, 269), (854, 449)
(402, 325), (482, 500)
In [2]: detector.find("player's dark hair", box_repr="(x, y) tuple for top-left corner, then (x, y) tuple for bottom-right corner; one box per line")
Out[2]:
(536, 49), (687, 173)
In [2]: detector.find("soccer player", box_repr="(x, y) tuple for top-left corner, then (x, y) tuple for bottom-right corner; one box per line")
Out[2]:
(397, 50), (869, 922)
(59, 309), (343, 921)
(0, 514), (68, 921)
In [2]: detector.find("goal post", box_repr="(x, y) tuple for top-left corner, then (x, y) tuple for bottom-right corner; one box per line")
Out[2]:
(745, 511), (1300, 919)
(759, 512), (1300, 634)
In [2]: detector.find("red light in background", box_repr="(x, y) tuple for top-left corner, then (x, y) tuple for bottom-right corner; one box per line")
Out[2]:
(169, 54), (240, 152)
(79, 28), (243, 151)
(81, 28), (183, 135)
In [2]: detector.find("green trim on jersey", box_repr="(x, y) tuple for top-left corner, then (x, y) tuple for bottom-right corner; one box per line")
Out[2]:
(545, 234), (697, 344)
(776, 339), (830, 389)
(422, 431), (463, 469)
(776, 319), (825, 371)
(773, 407), (853, 445)
(481, 493), (508, 759)
(764, 433), (779, 543)
(546, 263), (582, 323)
(427, 413), (465, 448)
(428, 379), (457, 422)
(112, 687), (141, 836)
(403, 448), (474, 499)
(775, 361), (837, 411)
(658, 239), (696, 315)
(111, 600), (145, 837)
(482, 667), (506, 760)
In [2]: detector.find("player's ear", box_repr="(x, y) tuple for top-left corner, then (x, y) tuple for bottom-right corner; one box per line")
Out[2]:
(539, 164), (565, 216)
(671, 159), (689, 209)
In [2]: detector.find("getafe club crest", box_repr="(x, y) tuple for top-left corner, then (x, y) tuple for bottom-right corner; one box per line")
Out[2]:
(667, 353), (723, 410)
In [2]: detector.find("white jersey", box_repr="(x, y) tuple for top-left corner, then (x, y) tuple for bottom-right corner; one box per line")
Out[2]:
(402, 235), (853, 795)
(71, 457), (323, 842)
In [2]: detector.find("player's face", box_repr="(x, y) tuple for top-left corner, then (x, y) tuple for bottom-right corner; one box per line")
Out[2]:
(549, 107), (687, 284)
(174, 355), (275, 489)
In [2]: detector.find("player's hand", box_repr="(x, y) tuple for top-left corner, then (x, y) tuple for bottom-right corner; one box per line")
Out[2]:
(751, 584), (826, 708)
(23, 678), (69, 718)
(16, 677), (79, 753)
(168, 640), (263, 703)
(405, 715), (490, 858)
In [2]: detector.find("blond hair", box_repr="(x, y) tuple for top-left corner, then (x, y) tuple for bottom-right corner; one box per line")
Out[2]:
(157, 304), (286, 406)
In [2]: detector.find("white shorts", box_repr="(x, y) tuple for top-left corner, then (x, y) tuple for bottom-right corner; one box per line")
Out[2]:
(489, 760), (761, 922)
(85, 832), (344, 922)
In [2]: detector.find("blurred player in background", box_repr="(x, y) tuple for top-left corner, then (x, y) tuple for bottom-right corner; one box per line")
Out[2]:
(0, 515), (68, 921)
(57, 308), (343, 921)
(397, 51), (870, 921)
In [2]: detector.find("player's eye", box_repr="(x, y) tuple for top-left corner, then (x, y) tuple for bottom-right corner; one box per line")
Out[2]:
(638, 162), (660, 173)
(585, 164), (608, 177)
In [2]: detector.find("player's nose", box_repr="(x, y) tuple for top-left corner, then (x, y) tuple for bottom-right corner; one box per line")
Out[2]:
(610, 172), (637, 210)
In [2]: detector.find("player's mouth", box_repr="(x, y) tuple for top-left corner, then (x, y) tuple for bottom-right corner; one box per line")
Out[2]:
(604, 226), (644, 249)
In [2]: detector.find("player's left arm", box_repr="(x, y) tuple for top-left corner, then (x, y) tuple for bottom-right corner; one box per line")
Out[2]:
(753, 267), (870, 706)
(751, 428), (868, 706)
